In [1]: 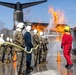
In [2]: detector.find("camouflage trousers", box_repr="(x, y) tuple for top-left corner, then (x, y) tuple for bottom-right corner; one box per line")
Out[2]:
(5, 47), (12, 61)
(0, 46), (3, 60)
(17, 52), (22, 67)
(41, 50), (48, 62)
(34, 48), (39, 66)
(0, 45), (12, 63)
(12, 47), (22, 69)
(39, 49), (48, 64)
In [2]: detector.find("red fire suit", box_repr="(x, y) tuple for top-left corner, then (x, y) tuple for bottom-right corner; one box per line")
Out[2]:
(61, 33), (73, 65)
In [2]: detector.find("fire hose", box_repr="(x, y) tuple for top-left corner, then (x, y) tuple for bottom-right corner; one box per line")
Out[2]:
(0, 42), (39, 54)
(0, 41), (39, 75)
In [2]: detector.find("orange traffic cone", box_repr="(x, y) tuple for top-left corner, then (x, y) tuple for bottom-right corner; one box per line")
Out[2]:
(13, 51), (17, 70)
(56, 51), (62, 62)
(57, 62), (61, 71)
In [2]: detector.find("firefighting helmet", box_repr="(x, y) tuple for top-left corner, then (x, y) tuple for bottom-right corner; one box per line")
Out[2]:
(40, 32), (43, 36)
(26, 25), (31, 31)
(6, 37), (10, 41)
(16, 22), (25, 29)
(0, 37), (5, 45)
(64, 26), (70, 32)
(10, 38), (13, 42)
(33, 29), (38, 34)
(1, 34), (4, 37)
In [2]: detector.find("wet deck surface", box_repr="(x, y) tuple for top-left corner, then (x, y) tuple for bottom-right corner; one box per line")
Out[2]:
(0, 55), (76, 75)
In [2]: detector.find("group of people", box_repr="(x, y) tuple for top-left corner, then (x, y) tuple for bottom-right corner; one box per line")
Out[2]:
(0, 34), (13, 63)
(13, 22), (49, 74)
(0, 22), (48, 74)
(0, 23), (74, 74)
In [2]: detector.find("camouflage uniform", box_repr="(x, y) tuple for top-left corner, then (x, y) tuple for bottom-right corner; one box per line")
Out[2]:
(0, 34), (5, 62)
(42, 37), (48, 63)
(0, 46), (2, 60)
(38, 36), (43, 64)
(32, 34), (40, 67)
(39, 36), (48, 64)
(0, 45), (4, 61)
(1, 45), (7, 63)
(5, 43), (12, 62)
(13, 31), (24, 70)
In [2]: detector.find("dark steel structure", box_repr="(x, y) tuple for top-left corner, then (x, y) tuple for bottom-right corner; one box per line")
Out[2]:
(0, 0), (47, 29)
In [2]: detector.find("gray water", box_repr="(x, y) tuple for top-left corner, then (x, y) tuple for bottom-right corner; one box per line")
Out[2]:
(47, 41), (62, 56)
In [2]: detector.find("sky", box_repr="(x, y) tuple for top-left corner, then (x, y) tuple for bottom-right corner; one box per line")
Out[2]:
(0, 0), (76, 29)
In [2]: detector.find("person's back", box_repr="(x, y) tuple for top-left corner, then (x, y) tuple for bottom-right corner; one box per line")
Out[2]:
(24, 32), (33, 49)
(32, 34), (40, 47)
(15, 31), (24, 47)
(23, 25), (33, 73)
(61, 33), (73, 46)
(32, 29), (40, 67)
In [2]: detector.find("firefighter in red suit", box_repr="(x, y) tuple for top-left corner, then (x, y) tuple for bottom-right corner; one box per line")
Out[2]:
(61, 26), (73, 69)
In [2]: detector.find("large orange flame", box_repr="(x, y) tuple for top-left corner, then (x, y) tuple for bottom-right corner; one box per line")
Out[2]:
(48, 6), (66, 41)
(48, 6), (66, 26)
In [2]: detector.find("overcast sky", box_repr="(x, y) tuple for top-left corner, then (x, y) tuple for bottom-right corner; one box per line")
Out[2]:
(0, 0), (76, 29)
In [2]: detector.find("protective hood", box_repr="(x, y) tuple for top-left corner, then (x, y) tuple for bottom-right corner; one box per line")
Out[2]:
(26, 26), (31, 32)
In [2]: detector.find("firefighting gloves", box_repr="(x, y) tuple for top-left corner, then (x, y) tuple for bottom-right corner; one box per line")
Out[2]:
(61, 45), (63, 49)
(10, 38), (13, 42)
(6, 37), (10, 41)
(24, 47), (27, 51)
(42, 35), (46, 38)
(40, 41), (42, 44)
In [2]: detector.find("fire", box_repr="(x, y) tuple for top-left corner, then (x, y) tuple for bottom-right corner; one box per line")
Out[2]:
(48, 6), (66, 41)
(13, 51), (17, 70)
(32, 23), (47, 34)
(31, 6), (67, 41)
(48, 6), (66, 26)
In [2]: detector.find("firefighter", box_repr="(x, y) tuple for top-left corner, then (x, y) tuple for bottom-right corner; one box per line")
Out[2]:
(61, 25), (73, 69)
(0, 34), (7, 63)
(39, 32), (44, 64)
(24, 25), (33, 73)
(0, 34), (5, 62)
(13, 22), (25, 72)
(32, 29), (40, 67)
(39, 32), (48, 64)
(5, 37), (13, 63)
(42, 35), (48, 63)
(5, 37), (11, 63)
